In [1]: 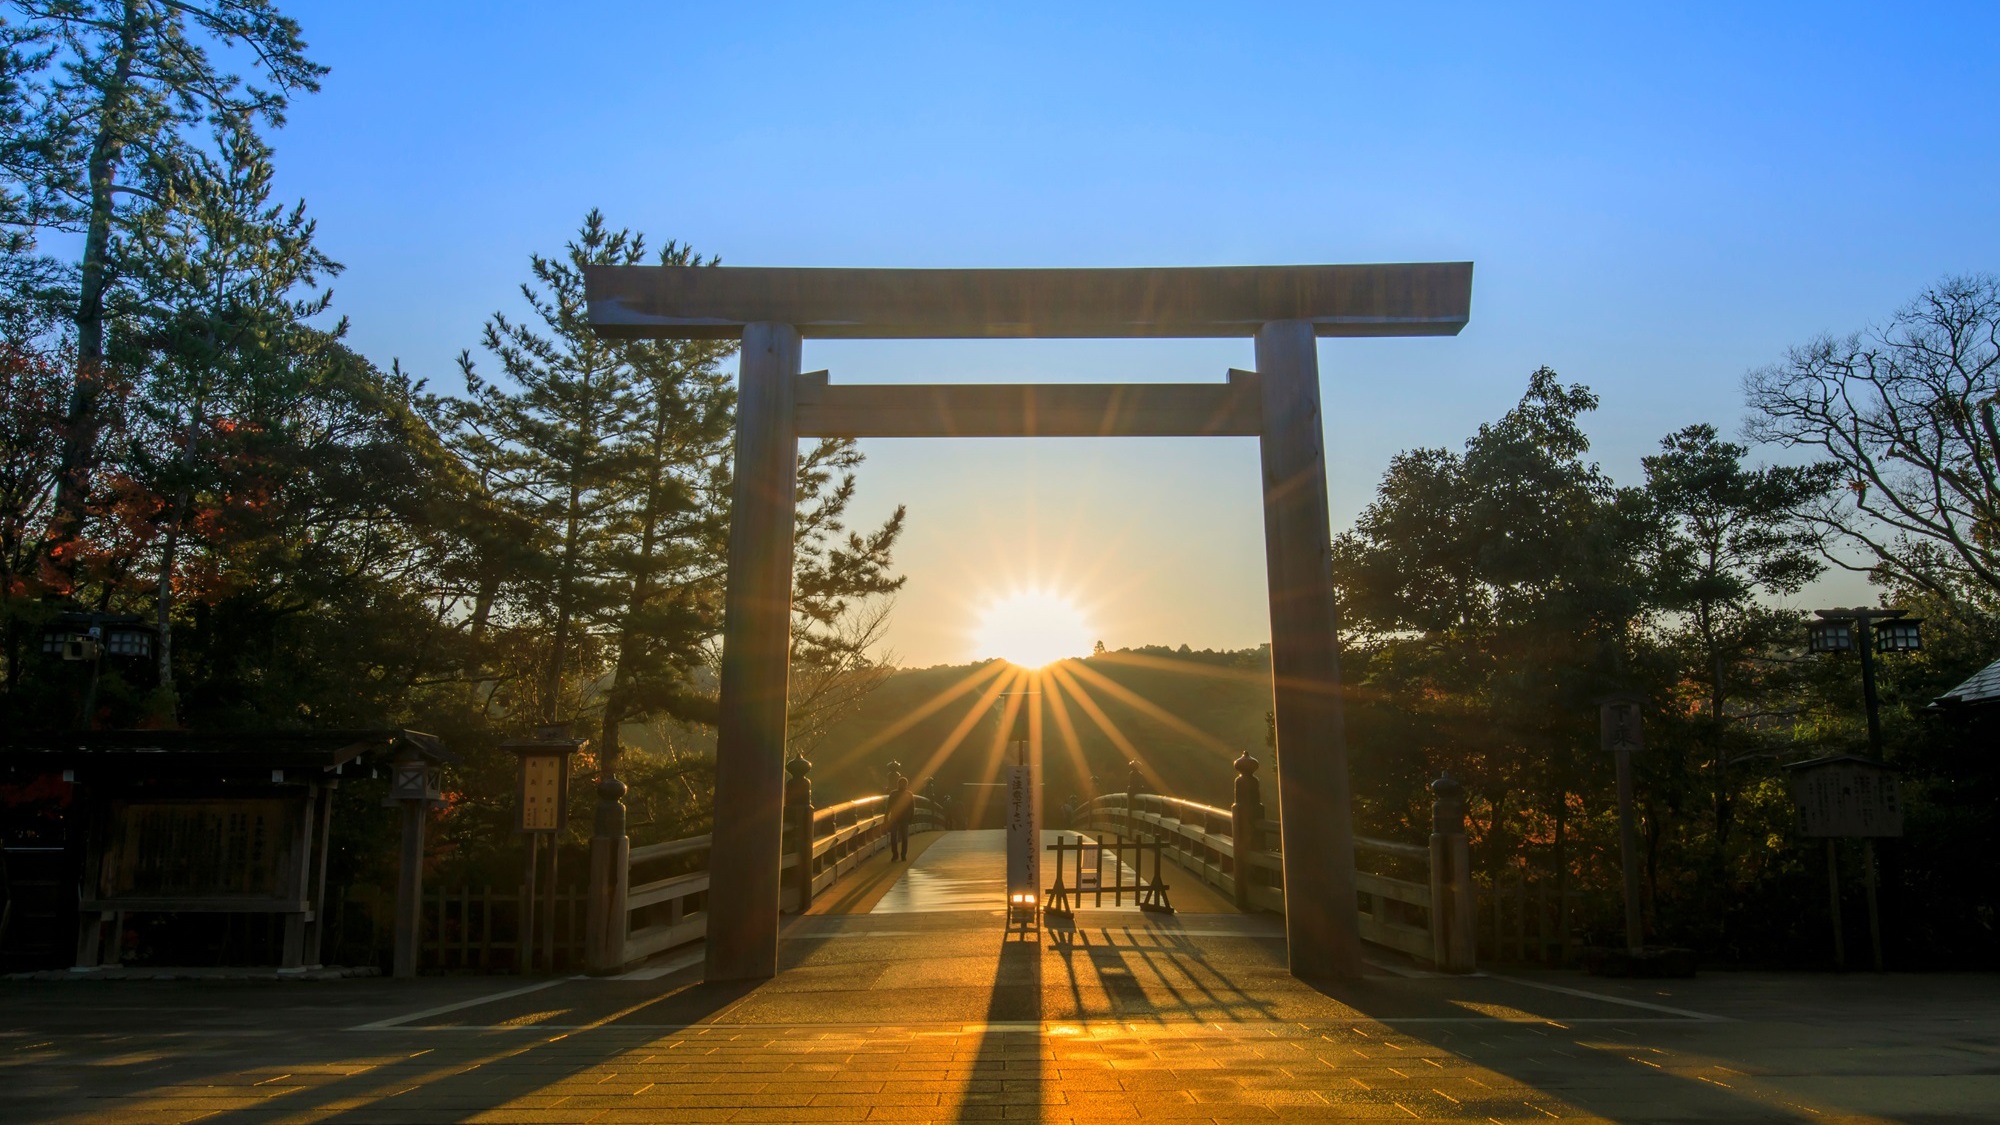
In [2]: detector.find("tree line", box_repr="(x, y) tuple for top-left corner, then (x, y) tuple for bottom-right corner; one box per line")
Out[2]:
(1333, 284), (2000, 964)
(0, 3), (904, 884)
(0, 3), (1993, 964)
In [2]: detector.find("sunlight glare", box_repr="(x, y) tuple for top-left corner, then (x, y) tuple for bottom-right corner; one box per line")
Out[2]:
(972, 590), (1094, 668)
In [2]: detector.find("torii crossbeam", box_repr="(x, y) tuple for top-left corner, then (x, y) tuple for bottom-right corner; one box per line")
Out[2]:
(585, 262), (1474, 983)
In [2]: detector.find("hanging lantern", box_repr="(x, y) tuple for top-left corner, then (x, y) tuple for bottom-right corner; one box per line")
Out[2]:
(1808, 618), (1854, 653)
(1874, 618), (1923, 653)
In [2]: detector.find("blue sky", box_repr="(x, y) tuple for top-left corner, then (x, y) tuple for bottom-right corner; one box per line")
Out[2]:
(276, 2), (2000, 665)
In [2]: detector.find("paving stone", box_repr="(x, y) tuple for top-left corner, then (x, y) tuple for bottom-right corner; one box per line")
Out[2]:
(6, 862), (2000, 1124)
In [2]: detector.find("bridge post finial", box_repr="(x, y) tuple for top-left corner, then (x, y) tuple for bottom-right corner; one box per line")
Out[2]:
(584, 770), (630, 976)
(786, 756), (815, 913)
(1230, 753), (1263, 911)
(1429, 770), (1466, 836)
(1427, 769), (1476, 972)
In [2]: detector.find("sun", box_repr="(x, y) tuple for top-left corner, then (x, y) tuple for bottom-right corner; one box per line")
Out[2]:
(972, 589), (1095, 669)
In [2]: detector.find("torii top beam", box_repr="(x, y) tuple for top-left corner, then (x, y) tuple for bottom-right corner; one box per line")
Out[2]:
(584, 262), (1472, 340)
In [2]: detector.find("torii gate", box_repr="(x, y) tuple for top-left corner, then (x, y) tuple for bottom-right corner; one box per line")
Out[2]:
(585, 263), (1473, 982)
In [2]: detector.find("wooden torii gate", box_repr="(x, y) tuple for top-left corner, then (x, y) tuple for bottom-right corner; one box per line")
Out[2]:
(585, 263), (1474, 982)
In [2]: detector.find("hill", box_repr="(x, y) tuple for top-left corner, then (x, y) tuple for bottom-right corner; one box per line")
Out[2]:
(800, 645), (1275, 816)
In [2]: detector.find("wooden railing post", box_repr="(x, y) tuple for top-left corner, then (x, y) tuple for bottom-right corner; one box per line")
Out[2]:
(391, 797), (427, 979)
(787, 756), (815, 912)
(1230, 752), (1263, 912)
(1427, 771), (1476, 972)
(585, 772), (631, 975)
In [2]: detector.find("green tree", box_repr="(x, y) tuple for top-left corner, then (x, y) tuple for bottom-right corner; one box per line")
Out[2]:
(1640, 424), (1834, 845)
(0, 341), (68, 692)
(1, 0), (324, 548)
(784, 439), (906, 754)
(114, 118), (335, 714)
(456, 211), (642, 726)
(1334, 369), (1652, 910)
(593, 240), (736, 774)
(457, 212), (908, 800)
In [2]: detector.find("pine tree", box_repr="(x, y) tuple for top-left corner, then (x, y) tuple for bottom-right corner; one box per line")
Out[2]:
(594, 240), (736, 773)
(457, 211), (640, 726)
(1, 0), (324, 552)
(1642, 423), (1835, 844)
(460, 213), (909, 780)
(115, 117), (336, 714)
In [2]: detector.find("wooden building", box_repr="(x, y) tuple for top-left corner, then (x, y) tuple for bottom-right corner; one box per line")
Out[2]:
(0, 729), (444, 971)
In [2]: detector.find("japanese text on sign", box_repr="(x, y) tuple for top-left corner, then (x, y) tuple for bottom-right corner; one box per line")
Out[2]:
(1004, 765), (1039, 901)
(1791, 761), (1902, 838)
(519, 754), (566, 832)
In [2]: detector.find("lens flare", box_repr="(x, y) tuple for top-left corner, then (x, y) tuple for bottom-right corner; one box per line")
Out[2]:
(972, 590), (1094, 669)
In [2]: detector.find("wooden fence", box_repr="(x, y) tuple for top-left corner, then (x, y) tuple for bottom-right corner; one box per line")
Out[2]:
(328, 793), (945, 975)
(326, 885), (586, 973)
(1477, 875), (1595, 966)
(612, 792), (946, 970)
(1073, 790), (1478, 971)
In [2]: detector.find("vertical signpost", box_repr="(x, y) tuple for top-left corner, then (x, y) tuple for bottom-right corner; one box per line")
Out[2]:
(507, 727), (582, 974)
(1788, 756), (1902, 971)
(1599, 696), (1646, 956)
(999, 693), (1040, 932)
(1587, 696), (1694, 977)
(385, 744), (444, 979)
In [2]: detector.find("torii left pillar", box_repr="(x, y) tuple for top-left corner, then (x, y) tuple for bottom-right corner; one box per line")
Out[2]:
(705, 321), (801, 982)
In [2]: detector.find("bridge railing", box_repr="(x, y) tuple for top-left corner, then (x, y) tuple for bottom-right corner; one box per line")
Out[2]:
(1070, 760), (1476, 972)
(586, 767), (943, 973)
(1073, 791), (1286, 913)
(791, 792), (946, 911)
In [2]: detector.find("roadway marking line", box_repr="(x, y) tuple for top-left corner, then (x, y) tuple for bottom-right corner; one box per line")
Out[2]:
(348, 979), (568, 1031)
(1486, 975), (1730, 1022)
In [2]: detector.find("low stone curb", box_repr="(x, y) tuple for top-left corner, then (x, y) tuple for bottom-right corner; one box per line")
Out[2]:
(5, 964), (381, 982)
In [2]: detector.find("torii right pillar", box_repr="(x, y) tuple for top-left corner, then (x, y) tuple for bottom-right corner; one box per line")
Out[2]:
(1256, 319), (1365, 981)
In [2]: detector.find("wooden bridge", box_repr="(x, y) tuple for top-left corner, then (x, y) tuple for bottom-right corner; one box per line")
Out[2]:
(13, 786), (1997, 1125)
(577, 756), (1479, 978)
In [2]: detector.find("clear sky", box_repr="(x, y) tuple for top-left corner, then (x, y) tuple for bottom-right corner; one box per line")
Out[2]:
(276, 1), (1999, 667)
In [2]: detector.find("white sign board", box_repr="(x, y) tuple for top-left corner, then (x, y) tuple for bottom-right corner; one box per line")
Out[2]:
(1004, 765), (1039, 901)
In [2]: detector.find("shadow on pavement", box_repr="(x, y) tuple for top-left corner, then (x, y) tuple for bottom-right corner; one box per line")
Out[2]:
(954, 927), (1042, 1123)
(186, 970), (761, 1125)
(1045, 914), (1280, 1022)
(1298, 973), (1826, 1124)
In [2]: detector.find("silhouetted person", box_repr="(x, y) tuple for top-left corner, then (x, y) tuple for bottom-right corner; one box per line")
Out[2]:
(887, 775), (914, 860)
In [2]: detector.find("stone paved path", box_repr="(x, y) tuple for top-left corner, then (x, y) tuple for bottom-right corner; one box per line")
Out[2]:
(3, 832), (1996, 1123)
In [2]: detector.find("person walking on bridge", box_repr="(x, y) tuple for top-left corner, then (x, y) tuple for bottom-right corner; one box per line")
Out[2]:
(887, 775), (914, 861)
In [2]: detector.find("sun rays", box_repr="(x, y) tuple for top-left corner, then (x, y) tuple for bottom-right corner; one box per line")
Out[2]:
(815, 566), (1289, 816)
(840, 643), (1268, 816)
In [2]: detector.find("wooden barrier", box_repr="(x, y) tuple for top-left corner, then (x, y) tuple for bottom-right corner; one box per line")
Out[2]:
(1073, 771), (1478, 972)
(328, 884), (586, 973)
(329, 794), (944, 976)
(615, 792), (944, 971)
(1475, 874), (1590, 966)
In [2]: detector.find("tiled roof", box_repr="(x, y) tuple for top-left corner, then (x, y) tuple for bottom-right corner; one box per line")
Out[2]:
(1934, 657), (2000, 707)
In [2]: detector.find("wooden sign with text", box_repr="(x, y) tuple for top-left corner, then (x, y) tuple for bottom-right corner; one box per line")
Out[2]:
(1789, 758), (1902, 838)
(517, 753), (569, 833)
